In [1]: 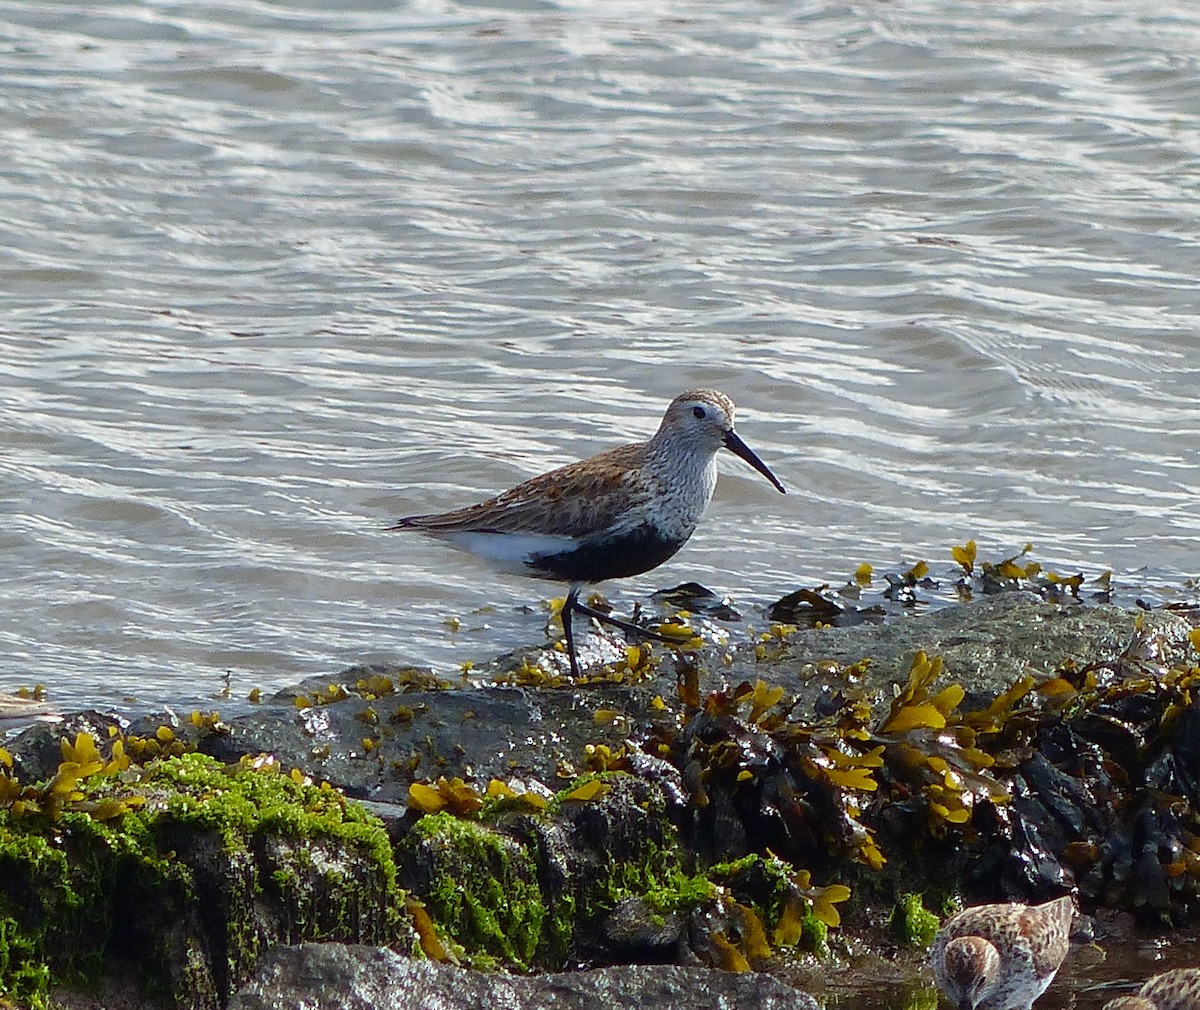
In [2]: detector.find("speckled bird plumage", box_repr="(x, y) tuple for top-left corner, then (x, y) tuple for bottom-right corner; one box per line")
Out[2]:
(1102, 968), (1200, 1010)
(391, 389), (784, 584)
(930, 897), (1073, 1010)
(390, 389), (785, 677)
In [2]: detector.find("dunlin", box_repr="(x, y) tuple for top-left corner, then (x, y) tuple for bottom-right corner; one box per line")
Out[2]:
(1101, 968), (1200, 1010)
(391, 389), (785, 676)
(930, 896), (1074, 1010)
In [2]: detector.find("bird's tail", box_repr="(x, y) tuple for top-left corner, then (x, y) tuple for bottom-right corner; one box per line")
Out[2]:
(385, 515), (428, 531)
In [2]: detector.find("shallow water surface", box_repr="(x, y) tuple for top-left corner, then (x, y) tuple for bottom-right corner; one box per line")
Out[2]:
(792, 930), (1200, 1009)
(1, 1), (1198, 711)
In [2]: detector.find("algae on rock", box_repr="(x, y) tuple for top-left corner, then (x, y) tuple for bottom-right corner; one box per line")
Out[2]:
(0, 747), (405, 1010)
(396, 771), (845, 972)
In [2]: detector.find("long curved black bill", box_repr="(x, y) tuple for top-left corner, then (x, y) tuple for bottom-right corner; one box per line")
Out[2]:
(723, 429), (786, 494)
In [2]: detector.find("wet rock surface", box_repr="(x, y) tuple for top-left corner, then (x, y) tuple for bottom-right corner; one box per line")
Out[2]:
(5, 590), (1200, 1008)
(732, 591), (1192, 714)
(203, 594), (1192, 801)
(204, 676), (646, 795)
(227, 943), (820, 1010)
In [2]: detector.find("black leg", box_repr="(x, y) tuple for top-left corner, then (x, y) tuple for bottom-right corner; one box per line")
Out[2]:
(571, 598), (689, 645)
(562, 586), (581, 678)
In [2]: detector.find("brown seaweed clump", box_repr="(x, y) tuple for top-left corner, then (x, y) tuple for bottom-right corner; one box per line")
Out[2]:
(618, 618), (1200, 925)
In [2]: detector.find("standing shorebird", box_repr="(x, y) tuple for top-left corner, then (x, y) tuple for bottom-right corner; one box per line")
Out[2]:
(1102, 968), (1200, 1010)
(390, 389), (786, 677)
(930, 896), (1074, 1010)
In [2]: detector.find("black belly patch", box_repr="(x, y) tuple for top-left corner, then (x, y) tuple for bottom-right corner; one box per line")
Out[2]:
(526, 524), (687, 583)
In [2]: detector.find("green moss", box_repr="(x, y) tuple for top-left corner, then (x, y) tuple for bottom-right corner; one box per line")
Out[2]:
(640, 868), (716, 915)
(710, 853), (792, 916)
(0, 751), (402, 1006)
(403, 774), (712, 970)
(706, 854), (846, 957)
(708, 855), (785, 931)
(0, 913), (50, 1009)
(891, 893), (940, 948)
(0, 822), (94, 1007)
(801, 910), (830, 957)
(408, 812), (549, 969)
(570, 824), (714, 947)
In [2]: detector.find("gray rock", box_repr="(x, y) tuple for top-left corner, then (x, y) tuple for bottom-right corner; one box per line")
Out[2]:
(201, 594), (1194, 808)
(207, 680), (653, 800)
(229, 943), (820, 1010)
(725, 592), (1194, 712)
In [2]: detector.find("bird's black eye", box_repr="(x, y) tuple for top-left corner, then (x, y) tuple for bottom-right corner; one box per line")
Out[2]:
(692, 406), (707, 419)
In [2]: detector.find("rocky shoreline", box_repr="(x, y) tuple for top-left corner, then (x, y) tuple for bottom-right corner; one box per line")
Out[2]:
(2, 587), (1198, 1009)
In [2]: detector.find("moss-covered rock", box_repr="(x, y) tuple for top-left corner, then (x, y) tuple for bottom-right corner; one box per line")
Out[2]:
(397, 773), (692, 969)
(0, 749), (405, 1009)
(6, 587), (1200, 1006)
(394, 771), (847, 972)
(890, 894), (940, 947)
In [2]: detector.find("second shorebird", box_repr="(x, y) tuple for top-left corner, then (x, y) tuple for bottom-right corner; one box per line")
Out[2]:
(930, 895), (1074, 1010)
(1101, 968), (1200, 1010)
(391, 389), (786, 676)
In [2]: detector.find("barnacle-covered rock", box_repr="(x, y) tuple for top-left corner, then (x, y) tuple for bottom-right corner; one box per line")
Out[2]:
(742, 591), (1192, 716)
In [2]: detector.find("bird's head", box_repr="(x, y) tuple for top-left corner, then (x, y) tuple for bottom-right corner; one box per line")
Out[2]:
(658, 389), (785, 494)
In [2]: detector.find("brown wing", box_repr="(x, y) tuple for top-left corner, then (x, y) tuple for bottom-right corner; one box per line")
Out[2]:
(1019, 897), (1072, 978)
(935, 898), (1071, 979)
(393, 442), (651, 538)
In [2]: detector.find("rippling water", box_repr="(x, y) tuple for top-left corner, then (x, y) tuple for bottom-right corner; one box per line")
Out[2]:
(2, 1), (1198, 710)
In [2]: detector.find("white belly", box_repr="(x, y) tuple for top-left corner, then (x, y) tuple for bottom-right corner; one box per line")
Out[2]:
(434, 530), (579, 576)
